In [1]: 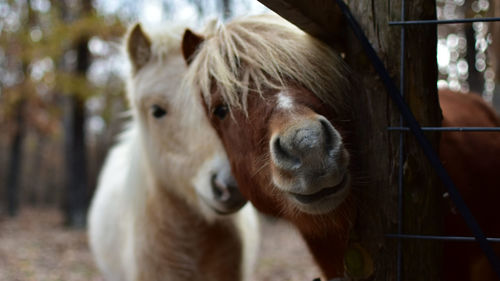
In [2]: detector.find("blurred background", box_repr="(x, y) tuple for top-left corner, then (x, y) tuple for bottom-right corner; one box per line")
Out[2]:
(0, 0), (499, 280)
(0, 0), (269, 226)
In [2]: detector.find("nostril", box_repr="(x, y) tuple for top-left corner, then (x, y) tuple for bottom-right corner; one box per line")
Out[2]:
(211, 173), (231, 201)
(273, 137), (286, 157)
(208, 171), (247, 212)
(210, 174), (223, 199)
(319, 118), (335, 151)
(272, 136), (301, 169)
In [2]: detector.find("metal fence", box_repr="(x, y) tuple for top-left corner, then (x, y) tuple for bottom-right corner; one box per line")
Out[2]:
(334, 0), (500, 280)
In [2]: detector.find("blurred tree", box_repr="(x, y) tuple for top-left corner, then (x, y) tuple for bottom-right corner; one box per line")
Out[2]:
(5, 95), (25, 216)
(60, 0), (92, 228)
(464, 0), (485, 94)
(0, 0), (124, 220)
(4, 0), (36, 217)
(221, 0), (231, 20)
(465, 26), (484, 93)
(0, 0), (261, 222)
(187, 0), (234, 20)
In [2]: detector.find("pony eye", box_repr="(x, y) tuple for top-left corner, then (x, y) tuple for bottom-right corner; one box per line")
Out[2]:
(151, 105), (167, 118)
(213, 105), (229, 120)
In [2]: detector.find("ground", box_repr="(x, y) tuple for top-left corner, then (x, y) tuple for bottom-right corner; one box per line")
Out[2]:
(0, 207), (321, 281)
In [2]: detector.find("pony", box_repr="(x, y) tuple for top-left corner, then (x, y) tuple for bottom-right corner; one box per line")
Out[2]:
(87, 23), (259, 281)
(182, 15), (356, 280)
(181, 14), (500, 280)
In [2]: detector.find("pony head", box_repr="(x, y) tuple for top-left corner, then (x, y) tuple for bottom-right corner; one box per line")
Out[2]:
(126, 23), (246, 215)
(182, 15), (355, 217)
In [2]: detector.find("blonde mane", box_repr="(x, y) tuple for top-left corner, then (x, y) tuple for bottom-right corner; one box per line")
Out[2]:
(184, 14), (351, 113)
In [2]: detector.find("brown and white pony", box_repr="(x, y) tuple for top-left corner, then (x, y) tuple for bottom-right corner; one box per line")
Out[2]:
(87, 23), (259, 281)
(181, 15), (500, 280)
(182, 15), (355, 280)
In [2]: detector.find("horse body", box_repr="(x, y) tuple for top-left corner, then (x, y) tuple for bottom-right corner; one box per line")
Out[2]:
(182, 14), (500, 280)
(88, 24), (258, 281)
(439, 89), (500, 281)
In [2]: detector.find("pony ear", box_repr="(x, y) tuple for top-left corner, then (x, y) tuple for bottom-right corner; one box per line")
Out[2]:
(182, 29), (204, 65)
(127, 23), (152, 73)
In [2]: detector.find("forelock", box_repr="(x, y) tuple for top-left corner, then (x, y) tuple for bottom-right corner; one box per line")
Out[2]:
(183, 14), (352, 115)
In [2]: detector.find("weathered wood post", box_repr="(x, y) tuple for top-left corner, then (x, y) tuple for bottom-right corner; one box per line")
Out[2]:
(257, 1), (442, 280)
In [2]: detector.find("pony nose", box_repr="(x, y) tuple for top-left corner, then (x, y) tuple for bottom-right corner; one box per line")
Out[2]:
(211, 173), (237, 202)
(271, 116), (338, 170)
(211, 173), (247, 212)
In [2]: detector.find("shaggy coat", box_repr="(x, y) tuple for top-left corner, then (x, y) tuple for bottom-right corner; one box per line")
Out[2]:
(88, 24), (259, 281)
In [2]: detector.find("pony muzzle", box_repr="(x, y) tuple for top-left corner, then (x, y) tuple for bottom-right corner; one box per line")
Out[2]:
(208, 173), (247, 214)
(269, 115), (351, 213)
(270, 115), (344, 173)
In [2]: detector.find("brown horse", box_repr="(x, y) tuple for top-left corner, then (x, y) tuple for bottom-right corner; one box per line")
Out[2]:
(182, 15), (356, 280)
(182, 15), (500, 280)
(440, 89), (500, 281)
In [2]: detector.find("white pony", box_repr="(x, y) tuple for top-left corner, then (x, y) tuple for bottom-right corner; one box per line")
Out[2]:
(87, 23), (259, 281)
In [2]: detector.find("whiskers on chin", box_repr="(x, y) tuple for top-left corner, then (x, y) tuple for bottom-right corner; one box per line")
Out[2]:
(285, 200), (355, 237)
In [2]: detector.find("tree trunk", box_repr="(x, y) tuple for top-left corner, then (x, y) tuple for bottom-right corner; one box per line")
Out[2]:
(27, 135), (45, 205)
(5, 99), (25, 216)
(257, 1), (442, 280)
(5, 0), (34, 216)
(63, 95), (88, 227)
(465, 25), (484, 94)
(62, 0), (91, 228)
(221, 0), (232, 20)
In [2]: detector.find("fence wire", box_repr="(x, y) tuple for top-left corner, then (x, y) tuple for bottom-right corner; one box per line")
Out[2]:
(333, 0), (500, 280)
(388, 1), (500, 281)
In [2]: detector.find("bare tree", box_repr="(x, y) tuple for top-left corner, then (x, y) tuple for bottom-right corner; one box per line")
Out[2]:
(61, 0), (92, 228)
(464, 0), (485, 94)
(221, 0), (232, 20)
(6, 97), (25, 216)
(5, 0), (37, 216)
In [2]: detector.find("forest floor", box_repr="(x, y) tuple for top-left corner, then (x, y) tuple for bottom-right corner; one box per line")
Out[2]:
(0, 207), (321, 281)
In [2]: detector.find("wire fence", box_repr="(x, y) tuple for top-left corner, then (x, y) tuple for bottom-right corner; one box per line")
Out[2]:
(334, 0), (500, 280)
